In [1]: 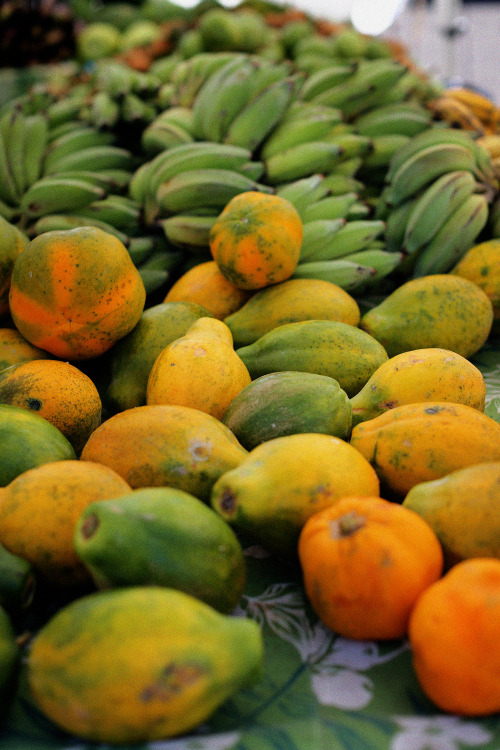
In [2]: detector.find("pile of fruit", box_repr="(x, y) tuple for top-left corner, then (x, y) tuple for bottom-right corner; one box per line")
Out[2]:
(0, 0), (499, 745)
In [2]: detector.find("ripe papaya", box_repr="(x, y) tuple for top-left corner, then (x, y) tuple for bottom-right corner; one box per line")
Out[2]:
(236, 319), (388, 398)
(75, 486), (246, 614)
(27, 586), (263, 743)
(222, 371), (352, 449)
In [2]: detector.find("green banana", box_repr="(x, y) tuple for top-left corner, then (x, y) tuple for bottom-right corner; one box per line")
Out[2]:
(30, 213), (130, 245)
(75, 195), (142, 234)
(301, 192), (359, 222)
(137, 249), (183, 295)
(21, 113), (49, 190)
(360, 134), (410, 170)
(328, 156), (363, 177)
(344, 248), (404, 281)
(321, 173), (365, 196)
(0, 108), (26, 200)
(155, 168), (272, 215)
(261, 109), (345, 160)
(171, 52), (243, 107)
(191, 55), (249, 140)
(0, 198), (16, 221)
(292, 258), (376, 291)
(275, 174), (330, 215)
(141, 116), (194, 156)
(20, 176), (106, 218)
(238, 160), (265, 181)
(353, 102), (432, 137)
(126, 236), (157, 266)
(59, 169), (132, 192)
(46, 120), (82, 143)
(325, 132), (374, 158)
(403, 170), (478, 254)
(299, 218), (347, 262)
(298, 63), (358, 101)
(87, 91), (121, 129)
(94, 60), (141, 98)
(45, 97), (84, 129)
(264, 141), (344, 184)
(244, 60), (294, 100)
(412, 193), (489, 277)
(311, 59), (406, 109)
(43, 145), (134, 175)
(160, 212), (218, 250)
(121, 93), (157, 124)
(43, 127), (116, 175)
(306, 218), (387, 261)
(0, 132), (20, 206)
(384, 143), (478, 207)
(224, 76), (298, 152)
(384, 197), (416, 253)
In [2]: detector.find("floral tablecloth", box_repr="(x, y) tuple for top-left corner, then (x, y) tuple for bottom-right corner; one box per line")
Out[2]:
(0, 338), (499, 750)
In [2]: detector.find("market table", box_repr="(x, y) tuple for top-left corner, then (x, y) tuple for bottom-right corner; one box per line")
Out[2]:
(0, 337), (498, 750)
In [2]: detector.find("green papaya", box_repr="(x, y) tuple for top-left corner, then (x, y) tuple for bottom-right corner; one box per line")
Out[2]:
(74, 486), (245, 614)
(224, 278), (360, 346)
(0, 404), (76, 486)
(105, 301), (214, 413)
(360, 274), (493, 359)
(27, 586), (263, 744)
(236, 320), (388, 397)
(0, 542), (36, 612)
(222, 370), (352, 449)
(0, 606), (19, 704)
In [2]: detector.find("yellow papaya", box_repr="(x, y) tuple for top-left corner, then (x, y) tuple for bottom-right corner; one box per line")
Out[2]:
(80, 404), (247, 501)
(350, 348), (486, 426)
(402, 462), (500, 568)
(211, 433), (380, 557)
(27, 586), (263, 744)
(224, 278), (360, 347)
(450, 239), (500, 335)
(0, 216), (28, 318)
(146, 317), (251, 421)
(106, 301), (214, 413)
(360, 274), (493, 358)
(236, 320), (388, 398)
(0, 328), (51, 372)
(350, 402), (500, 498)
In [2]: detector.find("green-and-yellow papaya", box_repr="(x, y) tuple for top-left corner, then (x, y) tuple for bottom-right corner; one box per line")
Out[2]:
(350, 348), (486, 426)
(222, 371), (352, 449)
(360, 274), (493, 358)
(105, 301), (214, 413)
(236, 320), (388, 398)
(0, 606), (19, 704)
(402, 462), (500, 568)
(0, 542), (36, 612)
(211, 433), (380, 557)
(224, 278), (360, 347)
(27, 586), (263, 744)
(350, 402), (500, 498)
(74, 486), (245, 614)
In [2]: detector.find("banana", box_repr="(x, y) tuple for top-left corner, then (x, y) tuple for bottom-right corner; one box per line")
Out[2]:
(353, 101), (432, 137)
(403, 170), (478, 255)
(345, 201), (371, 220)
(298, 63), (358, 101)
(261, 109), (345, 160)
(384, 143), (479, 207)
(301, 192), (359, 223)
(0, 108), (27, 199)
(299, 218), (347, 262)
(47, 121), (82, 144)
(344, 248), (404, 281)
(141, 121), (194, 155)
(75, 195), (142, 234)
(43, 145), (134, 175)
(264, 141), (344, 184)
(43, 127), (116, 175)
(155, 168), (272, 215)
(171, 52), (243, 107)
(223, 76), (298, 152)
(20, 177), (106, 218)
(275, 174), (330, 214)
(292, 258), (376, 291)
(244, 59), (294, 100)
(445, 87), (500, 127)
(87, 91), (121, 130)
(45, 97), (84, 129)
(329, 156), (363, 177)
(146, 141), (253, 199)
(311, 59), (406, 109)
(412, 193), (489, 277)
(21, 113), (49, 189)
(126, 236), (157, 266)
(160, 212), (218, 250)
(324, 132), (373, 159)
(321, 173), (365, 196)
(137, 249), (183, 295)
(0, 197), (17, 221)
(59, 169), (131, 192)
(426, 94), (486, 135)
(477, 134), (500, 159)
(30, 213), (130, 245)
(94, 60), (141, 98)
(191, 55), (249, 140)
(121, 93), (157, 124)
(306, 218), (386, 261)
(0, 131), (21, 206)
(238, 161), (265, 181)
(360, 134), (411, 170)
(384, 197), (416, 254)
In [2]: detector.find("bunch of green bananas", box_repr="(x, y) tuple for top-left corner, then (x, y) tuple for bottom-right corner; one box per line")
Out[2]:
(379, 127), (499, 277)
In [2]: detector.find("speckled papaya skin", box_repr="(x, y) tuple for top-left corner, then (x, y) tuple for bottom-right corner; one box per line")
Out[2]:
(350, 401), (500, 498)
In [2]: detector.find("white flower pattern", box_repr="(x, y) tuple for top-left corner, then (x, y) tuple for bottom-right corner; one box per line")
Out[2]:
(390, 716), (493, 750)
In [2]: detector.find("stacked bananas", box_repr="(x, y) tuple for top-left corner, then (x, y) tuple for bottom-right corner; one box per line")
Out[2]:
(426, 86), (500, 136)
(379, 127), (499, 277)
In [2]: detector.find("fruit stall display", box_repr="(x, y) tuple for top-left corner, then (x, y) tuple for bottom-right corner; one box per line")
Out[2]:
(0, 1), (499, 747)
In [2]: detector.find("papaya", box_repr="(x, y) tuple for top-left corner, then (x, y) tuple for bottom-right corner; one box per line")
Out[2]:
(224, 278), (360, 347)
(236, 320), (388, 398)
(74, 486), (246, 614)
(222, 371), (352, 449)
(0, 606), (19, 704)
(450, 239), (500, 336)
(80, 404), (247, 501)
(0, 542), (36, 612)
(0, 328), (50, 373)
(27, 586), (264, 743)
(350, 348), (486, 426)
(0, 216), (28, 319)
(146, 317), (251, 421)
(211, 433), (380, 558)
(360, 274), (493, 358)
(402, 462), (500, 568)
(0, 403), (76, 487)
(350, 401), (500, 498)
(106, 301), (214, 413)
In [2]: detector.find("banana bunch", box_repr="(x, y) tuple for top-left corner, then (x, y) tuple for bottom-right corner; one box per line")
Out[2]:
(427, 87), (500, 136)
(275, 173), (402, 293)
(380, 127), (498, 277)
(128, 140), (272, 251)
